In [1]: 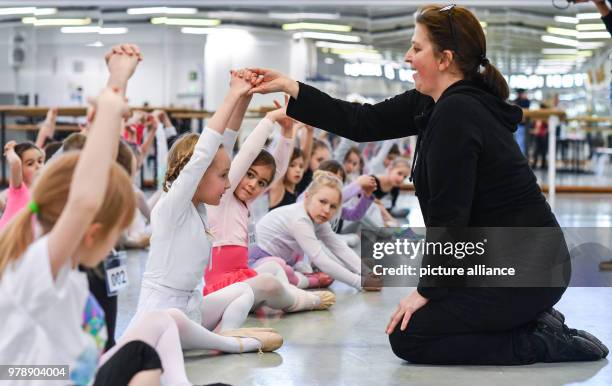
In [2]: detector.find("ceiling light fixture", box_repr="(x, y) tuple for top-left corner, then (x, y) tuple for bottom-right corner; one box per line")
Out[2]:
(23, 17), (92, 26)
(541, 35), (578, 47)
(151, 17), (220, 26)
(127, 7), (197, 15)
(554, 16), (578, 24)
(269, 12), (340, 20)
(293, 31), (360, 43)
(282, 22), (351, 32)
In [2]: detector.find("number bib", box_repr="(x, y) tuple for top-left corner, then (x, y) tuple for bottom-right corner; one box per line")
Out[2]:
(247, 220), (257, 248)
(104, 251), (129, 296)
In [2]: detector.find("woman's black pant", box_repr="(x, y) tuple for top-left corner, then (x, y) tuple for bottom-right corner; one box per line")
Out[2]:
(389, 286), (566, 365)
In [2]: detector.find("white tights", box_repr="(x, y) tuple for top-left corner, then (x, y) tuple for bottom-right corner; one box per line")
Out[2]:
(105, 303), (264, 386)
(245, 261), (320, 312)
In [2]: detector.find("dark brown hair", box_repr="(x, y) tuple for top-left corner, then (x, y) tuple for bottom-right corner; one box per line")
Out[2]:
(14, 141), (43, 160)
(251, 149), (276, 184)
(415, 4), (509, 100)
(290, 147), (304, 163)
(387, 143), (400, 157)
(318, 159), (346, 183)
(344, 146), (360, 163)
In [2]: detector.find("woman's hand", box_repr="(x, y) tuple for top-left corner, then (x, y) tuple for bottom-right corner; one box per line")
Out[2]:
(386, 289), (429, 334)
(239, 68), (300, 98)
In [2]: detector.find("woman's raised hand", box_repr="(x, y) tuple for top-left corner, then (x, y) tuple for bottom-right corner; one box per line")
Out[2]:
(233, 68), (299, 98)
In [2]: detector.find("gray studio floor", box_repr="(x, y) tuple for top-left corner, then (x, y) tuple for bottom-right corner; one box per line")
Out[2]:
(116, 193), (612, 386)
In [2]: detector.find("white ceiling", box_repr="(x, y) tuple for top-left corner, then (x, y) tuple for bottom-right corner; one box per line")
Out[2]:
(0, 1), (609, 74)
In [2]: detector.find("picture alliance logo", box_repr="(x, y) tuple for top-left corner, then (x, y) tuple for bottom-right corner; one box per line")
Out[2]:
(371, 238), (488, 260)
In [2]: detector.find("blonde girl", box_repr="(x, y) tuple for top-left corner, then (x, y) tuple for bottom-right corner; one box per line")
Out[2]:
(136, 69), (282, 355)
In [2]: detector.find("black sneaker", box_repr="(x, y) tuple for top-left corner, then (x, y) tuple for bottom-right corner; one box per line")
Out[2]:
(542, 308), (608, 358)
(531, 313), (604, 362)
(568, 329), (609, 358)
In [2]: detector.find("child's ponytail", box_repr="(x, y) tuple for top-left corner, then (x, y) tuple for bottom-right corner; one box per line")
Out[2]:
(0, 152), (136, 277)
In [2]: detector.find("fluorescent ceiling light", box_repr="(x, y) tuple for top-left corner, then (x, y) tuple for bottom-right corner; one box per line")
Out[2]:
(541, 48), (576, 54)
(0, 7), (36, 15)
(61, 26), (99, 33)
(151, 17), (220, 26)
(541, 48), (593, 57)
(99, 27), (128, 35)
(578, 41), (605, 49)
(293, 31), (360, 43)
(576, 24), (607, 31)
(23, 17), (91, 26)
(269, 12), (340, 20)
(0, 7), (56, 16)
(282, 22), (351, 32)
(127, 7), (197, 15)
(577, 13), (602, 20)
(546, 27), (577, 37)
(578, 31), (611, 39)
(33, 8), (57, 16)
(86, 41), (104, 47)
(541, 35), (578, 47)
(539, 55), (579, 61)
(479, 21), (487, 28)
(61, 26), (128, 34)
(315, 41), (371, 50)
(554, 16), (578, 24)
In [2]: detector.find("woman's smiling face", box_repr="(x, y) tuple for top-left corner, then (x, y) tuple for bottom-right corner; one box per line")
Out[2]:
(404, 23), (442, 98)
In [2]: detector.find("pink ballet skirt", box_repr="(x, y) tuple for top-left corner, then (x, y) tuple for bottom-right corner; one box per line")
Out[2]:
(203, 245), (257, 296)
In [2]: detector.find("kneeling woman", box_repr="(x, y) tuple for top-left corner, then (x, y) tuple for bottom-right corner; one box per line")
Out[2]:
(243, 4), (608, 365)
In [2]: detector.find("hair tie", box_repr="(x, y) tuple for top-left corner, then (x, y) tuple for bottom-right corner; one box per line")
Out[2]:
(480, 55), (489, 66)
(28, 200), (40, 214)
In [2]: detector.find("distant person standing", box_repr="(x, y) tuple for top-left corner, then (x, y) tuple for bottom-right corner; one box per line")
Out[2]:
(575, 0), (612, 36)
(513, 89), (530, 155)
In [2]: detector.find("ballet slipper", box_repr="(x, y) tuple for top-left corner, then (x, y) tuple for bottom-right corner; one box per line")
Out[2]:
(363, 273), (383, 291)
(221, 328), (283, 353)
(310, 291), (336, 310)
(304, 272), (335, 289)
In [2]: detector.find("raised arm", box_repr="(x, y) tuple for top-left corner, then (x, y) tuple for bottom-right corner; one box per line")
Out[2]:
(3, 141), (23, 188)
(269, 96), (296, 184)
(246, 68), (433, 142)
(35, 108), (58, 149)
(299, 124), (314, 168)
(227, 96), (292, 192)
(162, 71), (253, 214)
(48, 87), (129, 278)
(223, 92), (253, 158)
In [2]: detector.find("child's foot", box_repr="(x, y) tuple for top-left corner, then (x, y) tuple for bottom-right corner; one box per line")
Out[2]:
(221, 328), (283, 353)
(305, 272), (334, 289)
(311, 291), (336, 310)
